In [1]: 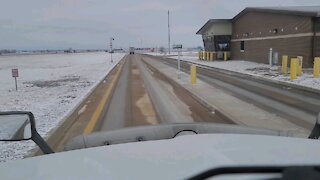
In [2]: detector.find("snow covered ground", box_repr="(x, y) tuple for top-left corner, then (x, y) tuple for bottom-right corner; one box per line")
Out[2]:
(149, 51), (320, 91)
(0, 52), (125, 162)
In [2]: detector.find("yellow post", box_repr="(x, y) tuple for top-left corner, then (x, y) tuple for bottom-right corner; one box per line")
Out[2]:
(198, 51), (202, 60)
(206, 52), (210, 61)
(297, 56), (303, 76)
(224, 51), (227, 61)
(290, 58), (298, 80)
(281, 55), (288, 75)
(213, 52), (216, 61)
(314, 57), (320, 78)
(202, 51), (205, 60)
(190, 64), (197, 84)
(209, 52), (213, 61)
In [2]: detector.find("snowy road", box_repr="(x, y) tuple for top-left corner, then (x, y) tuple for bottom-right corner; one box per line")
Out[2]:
(0, 52), (125, 162)
(150, 55), (319, 132)
(99, 54), (226, 131)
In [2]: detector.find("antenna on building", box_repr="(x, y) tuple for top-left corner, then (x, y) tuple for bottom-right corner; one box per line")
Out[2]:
(168, 10), (171, 54)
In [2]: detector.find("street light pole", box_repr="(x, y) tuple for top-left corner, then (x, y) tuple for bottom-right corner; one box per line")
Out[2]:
(168, 10), (171, 55)
(110, 37), (114, 63)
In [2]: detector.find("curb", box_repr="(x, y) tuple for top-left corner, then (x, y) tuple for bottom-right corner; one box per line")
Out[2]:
(30, 57), (125, 156)
(141, 58), (241, 125)
(167, 57), (320, 95)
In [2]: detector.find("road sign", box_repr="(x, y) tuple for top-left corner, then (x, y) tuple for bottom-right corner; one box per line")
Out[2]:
(173, 44), (182, 49)
(11, 69), (19, 91)
(12, 69), (19, 77)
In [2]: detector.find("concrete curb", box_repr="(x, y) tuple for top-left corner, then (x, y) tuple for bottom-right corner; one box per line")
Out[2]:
(142, 58), (242, 125)
(169, 57), (320, 95)
(30, 57), (125, 156)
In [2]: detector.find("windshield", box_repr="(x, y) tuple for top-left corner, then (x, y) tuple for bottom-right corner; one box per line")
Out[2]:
(0, 0), (320, 169)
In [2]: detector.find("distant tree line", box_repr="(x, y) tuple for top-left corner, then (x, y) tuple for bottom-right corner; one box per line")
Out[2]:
(0, 49), (16, 55)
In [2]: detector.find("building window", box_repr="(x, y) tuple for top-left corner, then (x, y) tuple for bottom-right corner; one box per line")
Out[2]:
(240, 41), (245, 52)
(217, 43), (230, 51)
(272, 28), (278, 34)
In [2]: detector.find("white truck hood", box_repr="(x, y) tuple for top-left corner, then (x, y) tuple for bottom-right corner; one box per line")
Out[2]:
(1, 134), (320, 180)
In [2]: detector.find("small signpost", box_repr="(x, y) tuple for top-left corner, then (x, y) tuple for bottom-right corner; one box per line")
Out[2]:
(173, 44), (183, 79)
(110, 37), (115, 63)
(11, 68), (19, 91)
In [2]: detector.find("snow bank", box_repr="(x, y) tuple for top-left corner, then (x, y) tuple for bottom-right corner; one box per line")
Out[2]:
(0, 52), (125, 162)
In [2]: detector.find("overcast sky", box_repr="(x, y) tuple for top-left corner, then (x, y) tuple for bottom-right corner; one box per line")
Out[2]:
(1, 0), (320, 50)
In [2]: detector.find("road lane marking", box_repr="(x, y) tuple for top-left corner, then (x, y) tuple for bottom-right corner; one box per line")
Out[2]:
(83, 62), (124, 134)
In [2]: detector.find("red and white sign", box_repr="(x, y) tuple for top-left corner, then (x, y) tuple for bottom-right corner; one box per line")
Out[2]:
(12, 69), (19, 77)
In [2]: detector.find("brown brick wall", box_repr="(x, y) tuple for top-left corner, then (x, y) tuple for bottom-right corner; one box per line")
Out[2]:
(231, 11), (314, 67)
(314, 18), (320, 59)
(314, 36), (320, 58)
(231, 37), (313, 67)
(232, 12), (313, 39)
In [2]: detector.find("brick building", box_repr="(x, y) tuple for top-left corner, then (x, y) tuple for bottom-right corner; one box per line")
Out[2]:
(196, 19), (232, 60)
(197, 6), (320, 67)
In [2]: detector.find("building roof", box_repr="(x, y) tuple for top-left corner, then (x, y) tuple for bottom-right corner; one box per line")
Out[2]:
(196, 19), (231, 35)
(233, 6), (320, 21)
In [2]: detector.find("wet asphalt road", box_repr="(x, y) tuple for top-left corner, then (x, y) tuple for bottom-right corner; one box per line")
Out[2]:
(100, 54), (227, 131)
(151, 55), (320, 130)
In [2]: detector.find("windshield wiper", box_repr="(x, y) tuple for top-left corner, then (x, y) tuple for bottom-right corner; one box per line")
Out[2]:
(188, 165), (320, 180)
(309, 113), (320, 139)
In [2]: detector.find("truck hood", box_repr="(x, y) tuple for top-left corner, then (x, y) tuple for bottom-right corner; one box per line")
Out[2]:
(1, 134), (320, 179)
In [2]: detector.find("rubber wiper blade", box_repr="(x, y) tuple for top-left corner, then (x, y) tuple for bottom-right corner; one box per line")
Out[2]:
(309, 113), (320, 139)
(188, 165), (320, 180)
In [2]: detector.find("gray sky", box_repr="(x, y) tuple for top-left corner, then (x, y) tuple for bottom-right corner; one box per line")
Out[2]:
(1, 0), (320, 50)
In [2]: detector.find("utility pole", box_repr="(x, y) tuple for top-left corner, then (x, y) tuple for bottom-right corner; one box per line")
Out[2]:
(110, 37), (114, 63)
(168, 10), (171, 55)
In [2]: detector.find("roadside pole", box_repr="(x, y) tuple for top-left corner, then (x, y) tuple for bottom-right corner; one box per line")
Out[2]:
(269, 48), (273, 66)
(173, 44), (183, 79)
(110, 37), (114, 63)
(11, 68), (19, 91)
(15, 77), (17, 91)
(178, 49), (181, 79)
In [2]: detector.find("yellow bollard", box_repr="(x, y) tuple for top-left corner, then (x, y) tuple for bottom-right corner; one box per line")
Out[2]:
(297, 56), (303, 76)
(202, 51), (206, 60)
(290, 58), (298, 80)
(314, 57), (320, 78)
(224, 51), (227, 61)
(206, 52), (210, 61)
(190, 64), (197, 84)
(209, 52), (213, 61)
(198, 51), (202, 60)
(281, 55), (288, 75)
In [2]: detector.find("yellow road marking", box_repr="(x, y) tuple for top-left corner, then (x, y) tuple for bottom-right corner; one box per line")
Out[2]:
(83, 62), (124, 134)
